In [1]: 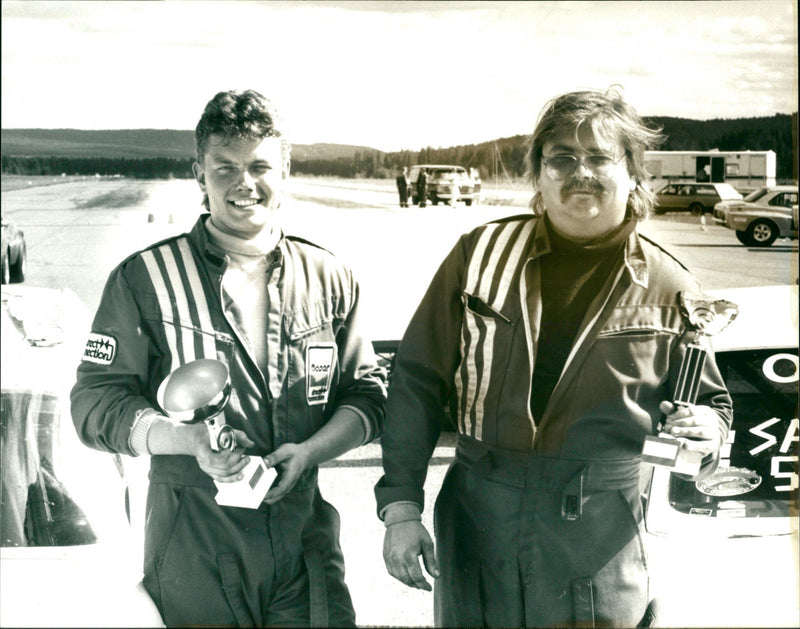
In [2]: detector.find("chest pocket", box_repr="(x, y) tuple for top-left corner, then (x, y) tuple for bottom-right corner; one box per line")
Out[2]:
(593, 305), (683, 388)
(458, 292), (520, 432)
(461, 291), (516, 341)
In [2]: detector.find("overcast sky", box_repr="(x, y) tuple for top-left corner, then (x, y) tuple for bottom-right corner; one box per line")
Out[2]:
(1, 0), (797, 152)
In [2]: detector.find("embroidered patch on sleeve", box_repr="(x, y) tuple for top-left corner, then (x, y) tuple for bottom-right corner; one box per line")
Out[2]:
(306, 343), (336, 405)
(81, 333), (117, 365)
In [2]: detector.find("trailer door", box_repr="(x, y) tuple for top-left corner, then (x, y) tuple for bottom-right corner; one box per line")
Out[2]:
(696, 156), (710, 182)
(711, 157), (725, 182)
(696, 156), (726, 182)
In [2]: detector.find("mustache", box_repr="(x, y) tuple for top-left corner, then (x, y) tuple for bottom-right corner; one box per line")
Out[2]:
(561, 178), (605, 199)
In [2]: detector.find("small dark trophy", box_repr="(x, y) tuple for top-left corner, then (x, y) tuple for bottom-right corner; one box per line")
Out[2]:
(641, 292), (739, 476)
(157, 359), (275, 508)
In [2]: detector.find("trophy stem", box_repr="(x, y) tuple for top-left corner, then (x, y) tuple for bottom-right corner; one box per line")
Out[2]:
(673, 341), (707, 405)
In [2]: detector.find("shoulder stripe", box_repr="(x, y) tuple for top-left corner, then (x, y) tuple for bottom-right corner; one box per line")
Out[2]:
(141, 248), (182, 372)
(176, 238), (217, 359)
(465, 223), (503, 295)
(141, 238), (217, 372)
(487, 220), (534, 310)
(458, 219), (534, 440)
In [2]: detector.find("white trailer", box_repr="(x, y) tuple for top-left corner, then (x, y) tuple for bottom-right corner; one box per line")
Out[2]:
(644, 150), (776, 192)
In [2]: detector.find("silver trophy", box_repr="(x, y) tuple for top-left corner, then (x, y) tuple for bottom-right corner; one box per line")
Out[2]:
(157, 358), (275, 508)
(642, 292), (738, 475)
(157, 358), (236, 451)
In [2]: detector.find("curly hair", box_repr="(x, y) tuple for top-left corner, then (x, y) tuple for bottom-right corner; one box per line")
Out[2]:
(526, 86), (664, 220)
(194, 89), (290, 164)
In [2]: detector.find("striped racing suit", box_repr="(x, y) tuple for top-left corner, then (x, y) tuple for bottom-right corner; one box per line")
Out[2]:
(72, 214), (387, 626)
(376, 214), (732, 627)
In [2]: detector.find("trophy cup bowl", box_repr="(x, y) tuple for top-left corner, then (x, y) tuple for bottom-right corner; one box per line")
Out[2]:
(157, 359), (231, 423)
(157, 358), (235, 450)
(157, 358), (276, 507)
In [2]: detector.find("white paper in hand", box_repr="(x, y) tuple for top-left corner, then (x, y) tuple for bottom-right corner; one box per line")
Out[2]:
(214, 457), (277, 509)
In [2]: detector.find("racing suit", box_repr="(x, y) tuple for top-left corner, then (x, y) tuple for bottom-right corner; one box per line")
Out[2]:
(375, 214), (732, 627)
(72, 214), (386, 627)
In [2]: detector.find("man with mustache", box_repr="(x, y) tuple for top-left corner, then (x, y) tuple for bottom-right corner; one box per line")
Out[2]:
(376, 88), (732, 627)
(71, 89), (387, 627)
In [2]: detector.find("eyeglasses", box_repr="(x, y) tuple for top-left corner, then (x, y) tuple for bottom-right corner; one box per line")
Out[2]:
(542, 153), (625, 181)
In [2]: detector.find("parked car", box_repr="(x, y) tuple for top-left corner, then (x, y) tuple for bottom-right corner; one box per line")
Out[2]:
(0, 285), (164, 627)
(713, 185), (799, 247)
(373, 284), (799, 627)
(408, 165), (481, 206)
(1, 215), (27, 284)
(645, 284), (799, 627)
(654, 182), (742, 216)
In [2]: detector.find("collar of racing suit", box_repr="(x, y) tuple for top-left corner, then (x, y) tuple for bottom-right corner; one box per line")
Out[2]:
(529, 215), (649, 289)
(191, 214), (284, 273)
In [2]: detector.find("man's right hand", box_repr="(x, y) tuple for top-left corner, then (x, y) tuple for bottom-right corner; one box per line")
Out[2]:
(145, 417), (255, 481)
(383, 520), (440, 591)
(193, 426), (255, 482)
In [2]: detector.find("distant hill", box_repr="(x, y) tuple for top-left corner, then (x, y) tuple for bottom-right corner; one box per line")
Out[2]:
(0, 129), (375, 161)
(2, 113), (795, 181)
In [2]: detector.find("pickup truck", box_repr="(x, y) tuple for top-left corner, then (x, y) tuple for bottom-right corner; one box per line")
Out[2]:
(408, 164), (481, 206)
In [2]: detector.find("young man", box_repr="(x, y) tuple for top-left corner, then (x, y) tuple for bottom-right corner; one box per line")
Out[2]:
(71, 89), (387, 627)
(375, 88), (732, 627)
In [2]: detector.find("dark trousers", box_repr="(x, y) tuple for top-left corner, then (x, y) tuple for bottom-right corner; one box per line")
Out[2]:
(143, 458), (355, 627)
(433, 437), (648, 628)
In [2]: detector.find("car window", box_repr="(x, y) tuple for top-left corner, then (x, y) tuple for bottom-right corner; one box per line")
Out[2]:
(769, 193), (798, 208)
(666, 348), (798, 518)
(696, 186), (716, 196)
(1, 288), (127, 549)
(1, 391), (99, 547)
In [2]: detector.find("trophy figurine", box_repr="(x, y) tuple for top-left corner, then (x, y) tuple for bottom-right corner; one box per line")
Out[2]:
(641, 292), (738, 476)
(157, 358), (276, 508)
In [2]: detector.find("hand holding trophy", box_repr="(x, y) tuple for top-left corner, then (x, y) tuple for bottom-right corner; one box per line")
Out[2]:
(642, 292), (738, 476)
(157, 359), (276, 508)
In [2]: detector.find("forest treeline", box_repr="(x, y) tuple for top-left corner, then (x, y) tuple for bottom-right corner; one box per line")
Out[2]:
(2, 113), (796, 182)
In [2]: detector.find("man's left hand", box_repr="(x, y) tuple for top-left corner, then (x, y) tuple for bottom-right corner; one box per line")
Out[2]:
(262, 443), (311, 504)
(659, 400), (721, 456)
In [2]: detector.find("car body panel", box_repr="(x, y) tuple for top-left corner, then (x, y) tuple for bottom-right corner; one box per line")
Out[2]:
(1, 215), (27, 283)
(655, 182), (742, 215)
(0, 285), (164, 627)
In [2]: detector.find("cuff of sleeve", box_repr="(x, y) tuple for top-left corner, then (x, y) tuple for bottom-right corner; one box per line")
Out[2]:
(381, 501), (422, 526)
(128, 408), (160, 456)
(338, 403), (374, 445)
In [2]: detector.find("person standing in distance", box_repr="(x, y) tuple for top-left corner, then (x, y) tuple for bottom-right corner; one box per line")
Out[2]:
(396, 166), (410, 207)
(71, 89), (387, 627)
(375, 87), (732, 627)
(417, 167), (428, 207)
